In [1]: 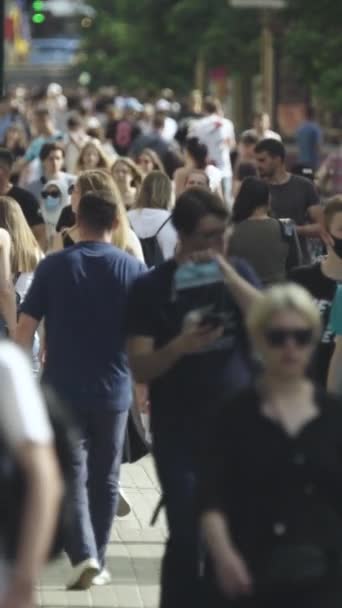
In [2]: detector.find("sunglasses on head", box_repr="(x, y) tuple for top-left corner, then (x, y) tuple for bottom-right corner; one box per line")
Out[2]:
(41, 190), (60, 199)
(68, 184), (75, 195)
(264, 328), (314, 348)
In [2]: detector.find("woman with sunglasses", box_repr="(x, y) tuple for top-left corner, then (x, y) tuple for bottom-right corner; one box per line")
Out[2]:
(41, 179), (70, 249)
(200, 283), (342, 608)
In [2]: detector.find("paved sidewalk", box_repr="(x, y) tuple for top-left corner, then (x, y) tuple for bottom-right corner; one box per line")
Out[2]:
(37, 456), (166, 608)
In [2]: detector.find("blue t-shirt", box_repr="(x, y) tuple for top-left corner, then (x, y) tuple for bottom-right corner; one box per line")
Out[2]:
(21, 241), (146, 409)
(24, 132), (63, 163)
(296, 121), (322, 170)
(126, 257), (261, 430)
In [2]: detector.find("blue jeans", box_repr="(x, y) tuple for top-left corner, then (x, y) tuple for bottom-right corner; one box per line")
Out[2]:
(153, 422), (202, 608)
(64, 405), (128, 567)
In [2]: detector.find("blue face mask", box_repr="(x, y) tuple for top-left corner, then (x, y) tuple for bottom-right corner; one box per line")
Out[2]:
(45, 195), (61, 210)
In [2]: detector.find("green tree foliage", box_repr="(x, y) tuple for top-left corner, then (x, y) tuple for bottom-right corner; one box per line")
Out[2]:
(284, 0), (342, 110)
(81, 0), (342, 111)
(80, 0), (260, 92)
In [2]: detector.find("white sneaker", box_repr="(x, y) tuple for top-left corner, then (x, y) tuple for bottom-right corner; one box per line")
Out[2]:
(92, 568), (112, 586)
(67, 557), (100, 590)
(117, 487), (132, 517)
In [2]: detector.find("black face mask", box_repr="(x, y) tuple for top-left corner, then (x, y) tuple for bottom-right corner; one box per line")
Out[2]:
(330, 234), (342, 259)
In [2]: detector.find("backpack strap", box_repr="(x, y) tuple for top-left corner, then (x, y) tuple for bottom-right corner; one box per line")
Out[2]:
(155, 215), (171, 237)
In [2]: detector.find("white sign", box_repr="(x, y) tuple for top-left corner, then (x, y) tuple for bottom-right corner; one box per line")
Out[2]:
(41, 1), (96, 17)
(230, 0), (286, 8)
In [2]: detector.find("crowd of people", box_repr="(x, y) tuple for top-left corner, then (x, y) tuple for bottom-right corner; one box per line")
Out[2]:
(1, 83), (342, 608)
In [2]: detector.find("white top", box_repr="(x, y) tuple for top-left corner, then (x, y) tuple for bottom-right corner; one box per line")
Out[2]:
(0, 342), (52, 450)
(128, 209), (178, 260)
(161, 116), (178, 142)
(127, 228), (145, 262)
(263, 129), (282, 141)
(205, 164), (223, 191)
(190, 114), (235, 177)
(15, 272), (34, 302)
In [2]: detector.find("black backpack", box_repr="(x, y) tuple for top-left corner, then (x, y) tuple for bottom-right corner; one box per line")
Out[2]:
(139, 217), (170, 268)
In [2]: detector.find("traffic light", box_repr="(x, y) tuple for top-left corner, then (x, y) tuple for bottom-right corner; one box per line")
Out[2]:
(31, 0), (45, 24)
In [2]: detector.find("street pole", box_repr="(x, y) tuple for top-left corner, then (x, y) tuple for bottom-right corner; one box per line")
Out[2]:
(261, 9), (275, 121)
(0, 0), (5, 96)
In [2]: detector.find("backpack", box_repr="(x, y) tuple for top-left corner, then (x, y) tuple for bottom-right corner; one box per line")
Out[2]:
(277, 218), (304, 270)
(138, 217), (170, 268)
(0, 385), (76, 561)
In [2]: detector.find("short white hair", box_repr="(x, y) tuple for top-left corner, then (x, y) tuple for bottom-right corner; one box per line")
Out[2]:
(247, 283), (321, 338)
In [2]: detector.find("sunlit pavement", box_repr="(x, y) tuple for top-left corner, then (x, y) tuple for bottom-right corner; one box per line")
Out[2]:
(37, 456), (166, 607)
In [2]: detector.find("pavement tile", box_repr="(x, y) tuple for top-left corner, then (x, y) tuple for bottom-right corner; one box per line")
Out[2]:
(40, 457), (164, 608)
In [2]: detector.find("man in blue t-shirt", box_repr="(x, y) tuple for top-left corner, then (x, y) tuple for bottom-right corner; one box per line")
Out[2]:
(126, 188), (261, 608)
(296, 106), (322, 171)
(16, 190), (145, 590)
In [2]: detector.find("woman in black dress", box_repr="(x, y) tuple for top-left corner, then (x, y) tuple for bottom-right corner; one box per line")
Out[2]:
(200, 283), (342, 608)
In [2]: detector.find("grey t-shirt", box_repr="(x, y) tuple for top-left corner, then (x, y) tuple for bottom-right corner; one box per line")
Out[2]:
(269, 175), (320, 262)
(229, 218), (302, 285)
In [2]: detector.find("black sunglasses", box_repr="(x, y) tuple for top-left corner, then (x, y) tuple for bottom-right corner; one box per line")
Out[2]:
(41, 190), (60, 199)
(68, 184), (75, 195)
(264, 328), (314, 348)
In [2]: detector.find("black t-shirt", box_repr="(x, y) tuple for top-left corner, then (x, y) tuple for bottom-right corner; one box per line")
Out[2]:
(289, 262), (337, 386)
(126, 257), (261, 431)
(56, 205), (75, 232)
(106, 119), (141, 156)
(270, 175), (320, 263)
(7, 185), (44, 228)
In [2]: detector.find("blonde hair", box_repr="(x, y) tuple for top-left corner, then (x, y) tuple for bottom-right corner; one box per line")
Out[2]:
(76, 169), (131, 251)
(135, 171), (172, 210)
(0, 196), (42, 274)
(76, 140), (110, 173)
(112, 157), (143, 188)
(137, 148), (165, 172)
(247, 284), (321, 338)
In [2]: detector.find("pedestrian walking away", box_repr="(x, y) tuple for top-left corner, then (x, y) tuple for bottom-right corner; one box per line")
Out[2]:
(16, 188), (146, 590)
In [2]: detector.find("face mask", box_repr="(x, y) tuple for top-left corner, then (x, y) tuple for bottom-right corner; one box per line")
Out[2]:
(45, 195), (61, 210)
(330, 234), (342, 259)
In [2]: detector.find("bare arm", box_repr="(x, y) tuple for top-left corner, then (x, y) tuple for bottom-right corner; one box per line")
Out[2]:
(217, 256), (262, 315)
(127, 335), (183, 384)
(128, 323), (223, 384)
(16, 313), (39, 352)
(296, 204), (324, 238)
(32, 224), (47, 252)
(174, 167), (188, 198)
(202, 511), (237, 565)
(201, 511), (252, 598)
(327, 336), (342, 394)
(51, 231), (64, 253)
(7, 443), (63, 603)
(0, 229), (17, 339)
